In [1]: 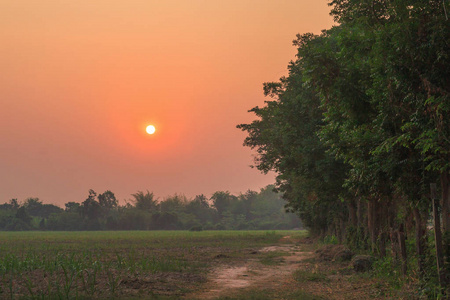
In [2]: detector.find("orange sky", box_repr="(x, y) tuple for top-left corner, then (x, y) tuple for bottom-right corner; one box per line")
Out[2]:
(0, 1), (334, 206)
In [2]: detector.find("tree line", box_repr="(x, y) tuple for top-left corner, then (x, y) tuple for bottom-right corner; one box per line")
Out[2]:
(0, 186), (301, 231)
(238, 0), (449, 293)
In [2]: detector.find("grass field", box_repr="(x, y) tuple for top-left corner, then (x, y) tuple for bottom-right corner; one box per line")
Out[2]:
(0, 230), (307, 299)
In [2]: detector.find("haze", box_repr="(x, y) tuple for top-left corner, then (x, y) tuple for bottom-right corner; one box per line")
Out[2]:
(0, 1), (334, 206)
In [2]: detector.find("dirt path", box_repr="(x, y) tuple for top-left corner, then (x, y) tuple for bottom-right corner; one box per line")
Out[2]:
(192, 238), (313, 299)
(189, 237), (415, 299)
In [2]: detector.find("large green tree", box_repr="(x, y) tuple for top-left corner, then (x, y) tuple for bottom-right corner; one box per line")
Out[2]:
(238, 33), (348, 235)
(239, 0), (449, 289)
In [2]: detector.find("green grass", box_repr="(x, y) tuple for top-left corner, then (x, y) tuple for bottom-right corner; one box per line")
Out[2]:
(259, 252), (286, 266)
(0, 230), (307, 299)
(293, 270), (329, 282)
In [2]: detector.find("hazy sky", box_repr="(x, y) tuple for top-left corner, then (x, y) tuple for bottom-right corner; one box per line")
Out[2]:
(1, 1), (334, 206)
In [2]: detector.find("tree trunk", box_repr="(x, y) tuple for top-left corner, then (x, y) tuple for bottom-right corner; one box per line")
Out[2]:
(340, 217), (346, 243)
(348, 199), (357, 227)
(379, 231), (387, 258)
(398, 223), (407, 276)
(441, 172), (450, 233)
(431, 183), (446, 288)
(359, 198), (369, 250)
(413, 207), (426, 276)
(368, 198), (379, 254)
(378, 199), (387, 257)
(335, 218), (342, 243)
(357, 197), (363, 227)
(388, 198), (399, 261)
(368, 199), (374, 251)
(390, 227), (400, 261)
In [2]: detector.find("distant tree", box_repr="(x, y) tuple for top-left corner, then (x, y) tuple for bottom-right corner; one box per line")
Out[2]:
(210, 191), (237, 220)
(81, 189), (102, 222)
(0, 210), (15, 230)
(39, 218), (46, 230)
(40, 204), (64, 218)
(185, 194), (215, 224)
(105, 209), (120, 230)
(98, 190), (118, 210)
(0, 199), (20, 211)
(23, 198), (62, 218)
(117, 208), (151, 230)
(46, 212), (83, 231)
(132, 191), (157, 212)
(192, 194), (209, 207)
(159, 194), (187, 214)
(15, 207), (32, 225)
(151, 212), (179, 230)
(24, 197), (43, 213)
(65, 202), (81, 213)
(238, 190), (258, 220)
(10, 198), (20, 210)
(5, 218), (31, 231)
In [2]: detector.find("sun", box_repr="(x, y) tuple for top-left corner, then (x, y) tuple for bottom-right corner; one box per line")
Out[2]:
(146, 125), (156, 135)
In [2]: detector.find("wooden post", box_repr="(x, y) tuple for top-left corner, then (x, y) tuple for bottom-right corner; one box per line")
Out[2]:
(431, 183), (445, 288)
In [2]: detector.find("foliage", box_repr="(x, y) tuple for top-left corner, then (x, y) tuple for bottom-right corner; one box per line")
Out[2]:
(0, 185), (301, 231)
(293, 270), (329, 282)
(131, 190), (157, 212)
(238, 0), (449, 292)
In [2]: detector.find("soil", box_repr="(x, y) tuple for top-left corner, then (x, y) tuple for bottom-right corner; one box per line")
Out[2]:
(193, 243), (313, 299)
(189, 237), (416, 300)
(4, 233), (417, 299)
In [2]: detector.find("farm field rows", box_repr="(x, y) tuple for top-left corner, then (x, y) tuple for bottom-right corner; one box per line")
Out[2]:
(1, 230), (417, 299)
(0, 230), (305, 299)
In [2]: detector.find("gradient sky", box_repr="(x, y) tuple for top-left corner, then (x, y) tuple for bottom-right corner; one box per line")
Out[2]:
(1, 1), (334, 206)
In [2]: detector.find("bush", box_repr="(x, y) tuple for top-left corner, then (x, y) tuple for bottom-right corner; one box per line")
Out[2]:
(214, 223), (226, 230)
(4, 218), (32, 231)
(323, 235), (338, 245)
(203, 222), (214, 230)
(189, 225), (203, 231)
(345, 226), (368, 251)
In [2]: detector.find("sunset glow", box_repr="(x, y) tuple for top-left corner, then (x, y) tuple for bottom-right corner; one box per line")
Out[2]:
(0, 1), (334, 205)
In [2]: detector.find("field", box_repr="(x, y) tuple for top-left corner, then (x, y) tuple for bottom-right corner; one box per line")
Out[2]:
(0, 230), (417, 299)
(0, 230), (307, 299)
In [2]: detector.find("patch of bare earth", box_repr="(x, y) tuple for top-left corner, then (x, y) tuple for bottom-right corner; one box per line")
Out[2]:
(189, 237), (416, 300)
(191, 237), (313, 299)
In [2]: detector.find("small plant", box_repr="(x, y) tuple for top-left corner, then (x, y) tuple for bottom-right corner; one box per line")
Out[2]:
(80, 268), (98, 297)
(7, 275), (14, 300)
(293, 270), (329, 282)
(106, 269), (121, 296)
(61, 264), (79, 299)
(323, 235), (338, 245)
(259, 252), (286, 266)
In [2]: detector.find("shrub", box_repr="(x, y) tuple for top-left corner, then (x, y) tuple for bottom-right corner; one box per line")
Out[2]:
(189, 225), (203, 232)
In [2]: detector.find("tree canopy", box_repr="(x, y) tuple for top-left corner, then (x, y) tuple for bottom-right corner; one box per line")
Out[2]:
(238, 0), (449, 293)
